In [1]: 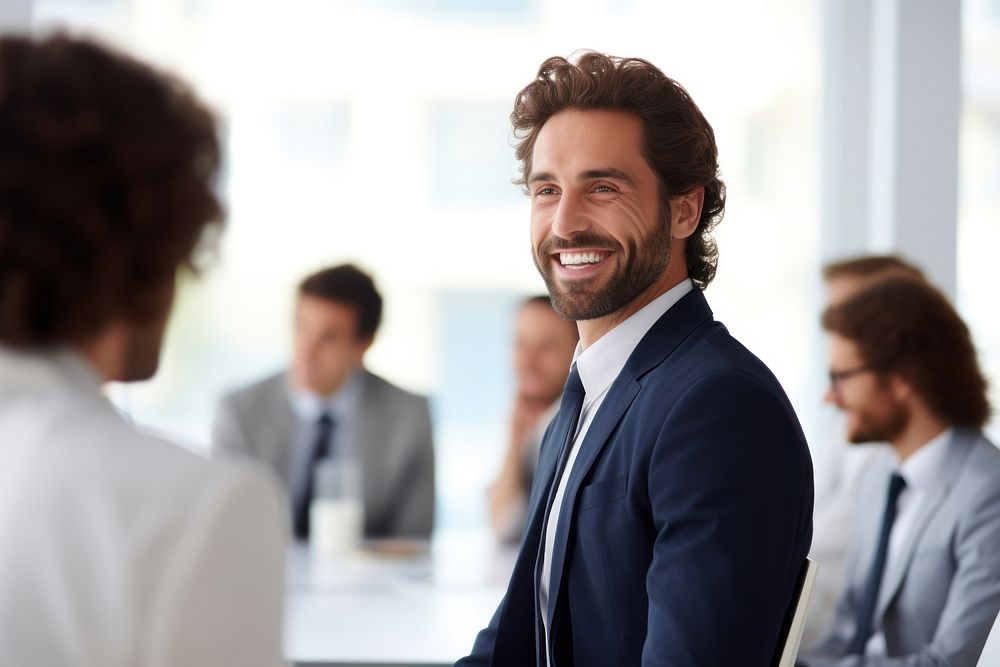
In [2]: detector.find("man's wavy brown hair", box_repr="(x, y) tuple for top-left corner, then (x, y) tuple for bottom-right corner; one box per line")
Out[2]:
(822, 277), (991, 429)
(511, 51), (726, 289)
(0, 33), (222, 347)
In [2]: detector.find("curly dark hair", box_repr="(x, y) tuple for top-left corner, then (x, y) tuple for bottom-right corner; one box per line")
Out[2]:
(0, 33), (222, 347)
(299, 264), (383, 340)
(511, 51), (726, 289)
(822, 277), (991, 429)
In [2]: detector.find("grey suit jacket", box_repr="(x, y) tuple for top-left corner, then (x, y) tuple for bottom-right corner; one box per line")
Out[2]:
(211, 370), (435, 538)
(801, 429), (1000, 667)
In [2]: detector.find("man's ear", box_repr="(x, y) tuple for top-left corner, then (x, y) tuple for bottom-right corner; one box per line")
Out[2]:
(890, 373), (914, 402)
(354, 334), (375, 362)
(670, 186), (704, 240)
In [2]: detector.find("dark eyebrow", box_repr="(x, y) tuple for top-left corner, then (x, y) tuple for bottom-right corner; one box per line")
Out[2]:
(580, 168), (636, 185)
(528, 168), (636, 186)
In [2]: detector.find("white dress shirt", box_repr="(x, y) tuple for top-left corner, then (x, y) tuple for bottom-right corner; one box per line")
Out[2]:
(539, 279), (694, 663)
(287, 371), (363, 509)
(0, 347), (287, 666)
(865, 427), (953, 656)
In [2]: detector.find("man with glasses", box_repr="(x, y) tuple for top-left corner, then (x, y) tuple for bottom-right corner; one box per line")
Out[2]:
(803, 256), (923, 648)
(800, 277), (1000, 666)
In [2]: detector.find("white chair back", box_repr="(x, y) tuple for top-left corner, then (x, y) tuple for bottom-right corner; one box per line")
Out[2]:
(773, 558), (819, 667)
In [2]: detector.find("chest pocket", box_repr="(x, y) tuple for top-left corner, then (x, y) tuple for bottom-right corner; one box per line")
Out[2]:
(579, 474), (628, 510)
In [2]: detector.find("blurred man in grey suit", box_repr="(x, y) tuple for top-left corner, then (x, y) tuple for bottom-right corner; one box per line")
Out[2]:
(802, 255), (923, 649)
(800, 277), (1000, 666)
(212, 264), (435, 540)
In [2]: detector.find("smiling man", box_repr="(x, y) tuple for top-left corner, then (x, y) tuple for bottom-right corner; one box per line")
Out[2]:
(457, 52), (814, 666)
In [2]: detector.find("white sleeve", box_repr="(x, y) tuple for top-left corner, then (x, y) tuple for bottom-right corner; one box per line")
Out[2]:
(147, 465), (288, 667)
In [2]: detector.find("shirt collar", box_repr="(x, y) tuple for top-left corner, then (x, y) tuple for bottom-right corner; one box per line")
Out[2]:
(898, 427), (954, 490)
(0, 345), (104, 395)
(573, 279), (694, 399)
(288, 369), (364, 423)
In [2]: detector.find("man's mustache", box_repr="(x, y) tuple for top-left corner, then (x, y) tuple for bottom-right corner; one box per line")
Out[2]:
(537, 233), (621, 255)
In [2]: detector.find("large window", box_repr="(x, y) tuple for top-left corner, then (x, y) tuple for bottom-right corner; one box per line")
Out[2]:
(427, 102), (522, 209)
(32, 0), (821, 532)
(960, 0), (1000, 443)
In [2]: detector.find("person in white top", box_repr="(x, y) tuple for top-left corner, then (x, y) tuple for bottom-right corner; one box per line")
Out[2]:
(0, 33), (286, 666)
(802, 255), (925, 649)
(800, 277), (1000, 666)
(488, 296), (578, 543)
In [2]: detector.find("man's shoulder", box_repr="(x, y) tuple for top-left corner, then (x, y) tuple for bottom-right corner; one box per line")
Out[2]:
(631, 316), (804, 451)
(0, 399), (284, 640)
(966, 430), (1000, 461)
(955, 431), (1000, 496)
(930, 432), (1000, 553)
(645, 316), (785, 396)
(128, 429), (263, 493)
(361, 370), (429, 410)
(119, 436), (286, 560)
(219, 371), (287, 412)
(37, 398), (277, 519)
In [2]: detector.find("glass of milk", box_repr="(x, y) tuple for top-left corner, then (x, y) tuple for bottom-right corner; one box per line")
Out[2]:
(309, 457), (363, 557)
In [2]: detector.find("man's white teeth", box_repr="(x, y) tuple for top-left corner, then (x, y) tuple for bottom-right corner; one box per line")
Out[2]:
(560, 252), (606, 266)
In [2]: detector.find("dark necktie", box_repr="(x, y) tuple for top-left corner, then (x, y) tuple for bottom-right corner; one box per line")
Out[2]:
(533, 364), (586, 663)
(540, 365), (586, 522)
(848, 472), (907, 654)
(293, 412), (335, 540)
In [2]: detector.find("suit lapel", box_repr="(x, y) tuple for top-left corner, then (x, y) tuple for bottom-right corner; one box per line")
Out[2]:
(270, 373), (298, 484)
(543, 288), (715, 627)
(624, 288), (714, 379)
(545, 374), (641, 623)
(875, 429), (976, 619)
(354, 372), (378, 500)
(525, 385), (589, 664)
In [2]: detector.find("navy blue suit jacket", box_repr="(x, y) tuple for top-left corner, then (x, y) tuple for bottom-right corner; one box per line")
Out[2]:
(457, 289), (814, 666)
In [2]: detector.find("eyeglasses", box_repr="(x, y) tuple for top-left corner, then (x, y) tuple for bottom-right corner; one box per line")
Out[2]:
(827, 365), (872, 393)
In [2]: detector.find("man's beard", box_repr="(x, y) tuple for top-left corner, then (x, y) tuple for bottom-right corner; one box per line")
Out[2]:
(532, 216), (671, 321)
(848, 401), (910, 444)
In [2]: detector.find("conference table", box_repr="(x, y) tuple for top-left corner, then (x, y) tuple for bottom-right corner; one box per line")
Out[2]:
(285, 531), (516, 667)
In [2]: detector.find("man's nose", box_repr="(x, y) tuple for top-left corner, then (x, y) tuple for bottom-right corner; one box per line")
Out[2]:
(823, 386), (839, 406)
(551, 194), (590, 239)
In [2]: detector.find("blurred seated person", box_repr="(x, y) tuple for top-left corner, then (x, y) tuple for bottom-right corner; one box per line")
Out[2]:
(212, 265), (435, 540)
(488, 296), (577, 542)
(0, 33), (285, 666)
(799, 277), (1000, 666)
(803, 255), (924, 648)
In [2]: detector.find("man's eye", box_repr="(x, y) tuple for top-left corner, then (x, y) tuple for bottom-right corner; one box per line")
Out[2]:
(536, 187), (558, 196)
(593, 184), (615, 193)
